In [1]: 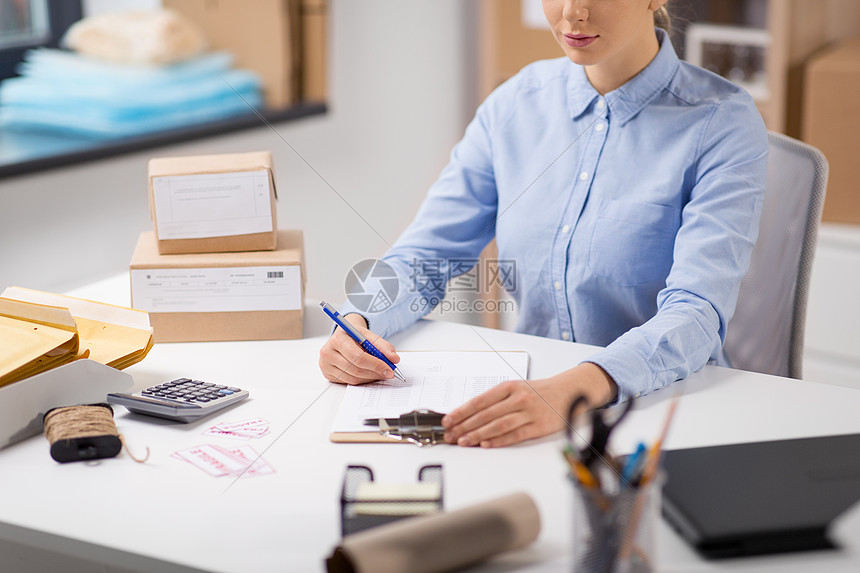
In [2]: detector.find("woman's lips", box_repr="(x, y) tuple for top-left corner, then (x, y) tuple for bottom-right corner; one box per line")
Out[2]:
(564, 34), (597, 48)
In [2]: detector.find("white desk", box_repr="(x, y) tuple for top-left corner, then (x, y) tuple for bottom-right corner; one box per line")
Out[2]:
(2, 275), (860, 573)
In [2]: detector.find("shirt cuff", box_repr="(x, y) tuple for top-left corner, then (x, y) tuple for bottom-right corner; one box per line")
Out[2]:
(339, 301), (383, 334)
(339, 297), (417, 339)
(584, 342), (653, 405)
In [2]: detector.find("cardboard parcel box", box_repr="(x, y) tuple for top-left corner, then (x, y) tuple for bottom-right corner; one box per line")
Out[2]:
(149, 151), (278, 254)
(130, 230), (304, 343)
(164, 0), (300, 108)
(803, 37), (860, 224)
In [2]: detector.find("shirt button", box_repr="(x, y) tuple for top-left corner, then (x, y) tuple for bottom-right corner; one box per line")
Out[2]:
(579, 172), (588, 181)
(596, 99), (606, 110)
(561, 331), (570, 341)
(554, 281), (562, 291)
(595, 123), (604, 132)
(561, 224), (570, 233)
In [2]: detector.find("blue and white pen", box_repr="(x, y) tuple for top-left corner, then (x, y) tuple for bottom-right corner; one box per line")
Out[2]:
(320, 301), (406, 382)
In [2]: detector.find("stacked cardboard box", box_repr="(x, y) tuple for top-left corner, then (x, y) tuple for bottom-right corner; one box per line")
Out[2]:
(803, 38), (860, 225)
(164, 0), (328, 108)
(131, 151), (304, 342)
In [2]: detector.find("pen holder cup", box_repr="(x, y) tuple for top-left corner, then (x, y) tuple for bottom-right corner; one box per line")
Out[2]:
(571, 474), (661, 573)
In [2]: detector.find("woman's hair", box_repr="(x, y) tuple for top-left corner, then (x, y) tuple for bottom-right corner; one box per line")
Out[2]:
(654, 5), (671, 33)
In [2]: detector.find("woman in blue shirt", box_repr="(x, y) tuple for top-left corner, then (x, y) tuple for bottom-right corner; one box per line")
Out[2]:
(319, 0), (768, 447)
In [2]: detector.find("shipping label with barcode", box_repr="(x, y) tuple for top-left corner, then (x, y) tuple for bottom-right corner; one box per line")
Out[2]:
(131, 266), (301, 313)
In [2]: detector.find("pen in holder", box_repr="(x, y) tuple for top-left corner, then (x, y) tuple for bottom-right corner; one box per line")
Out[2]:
(571, 465), (662, 573)
(565, 395), (678, 573)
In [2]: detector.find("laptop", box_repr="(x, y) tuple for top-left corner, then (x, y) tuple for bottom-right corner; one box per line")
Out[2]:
(660, 433), (860, 559)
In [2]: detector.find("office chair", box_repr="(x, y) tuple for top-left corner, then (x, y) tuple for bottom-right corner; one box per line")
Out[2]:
(723, 131), (829, 379)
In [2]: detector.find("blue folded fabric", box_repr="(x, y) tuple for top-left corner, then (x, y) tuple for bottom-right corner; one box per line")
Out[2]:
(16, 49), (237, 86)
(0, 49), (264, 138)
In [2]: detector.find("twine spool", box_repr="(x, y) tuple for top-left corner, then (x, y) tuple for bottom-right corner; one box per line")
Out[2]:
(43, 403), (149, 464)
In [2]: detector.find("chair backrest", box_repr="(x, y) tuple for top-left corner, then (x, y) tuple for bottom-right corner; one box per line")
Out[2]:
(723, 131), (828, 379)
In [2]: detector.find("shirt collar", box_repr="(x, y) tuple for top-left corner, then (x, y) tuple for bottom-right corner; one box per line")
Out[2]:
(567, 28), (680, 125)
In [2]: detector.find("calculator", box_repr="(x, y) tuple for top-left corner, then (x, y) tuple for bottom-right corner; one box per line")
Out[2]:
(106, 378), (249, 423)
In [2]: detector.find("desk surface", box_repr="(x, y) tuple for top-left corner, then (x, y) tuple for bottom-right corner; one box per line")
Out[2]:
(2, 276), (860, 572)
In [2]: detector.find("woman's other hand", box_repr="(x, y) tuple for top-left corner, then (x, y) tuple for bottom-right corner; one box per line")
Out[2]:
(442, 362), (617, 447)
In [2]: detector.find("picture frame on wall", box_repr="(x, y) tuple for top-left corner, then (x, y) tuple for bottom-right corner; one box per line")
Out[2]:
(685, 22), (770, 101)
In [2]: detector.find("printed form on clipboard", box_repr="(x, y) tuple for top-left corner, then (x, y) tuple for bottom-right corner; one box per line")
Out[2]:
(330, 351), (529, 443)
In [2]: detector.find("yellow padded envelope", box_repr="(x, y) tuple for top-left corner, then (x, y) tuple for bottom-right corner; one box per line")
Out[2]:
(0, 298), (80, 388)
(0, 287), (153, 379)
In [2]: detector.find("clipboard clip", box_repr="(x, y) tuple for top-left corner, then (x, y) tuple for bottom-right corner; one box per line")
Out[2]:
(364, 409), (446, 447)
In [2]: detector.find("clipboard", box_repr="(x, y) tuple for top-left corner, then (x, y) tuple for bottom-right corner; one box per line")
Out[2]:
(330, 432), (406, 444)
(329, 350), (529, 444)
(332, 409), (447, 446)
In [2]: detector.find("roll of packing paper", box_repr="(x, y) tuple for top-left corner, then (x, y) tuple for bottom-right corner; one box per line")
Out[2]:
(326, 492), (541, 573)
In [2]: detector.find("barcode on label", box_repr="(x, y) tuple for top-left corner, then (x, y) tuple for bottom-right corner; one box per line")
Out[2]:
(267, 271), (284, 279)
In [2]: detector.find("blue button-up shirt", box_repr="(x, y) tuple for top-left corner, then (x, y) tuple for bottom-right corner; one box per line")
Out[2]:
(343, 31), (768, 403)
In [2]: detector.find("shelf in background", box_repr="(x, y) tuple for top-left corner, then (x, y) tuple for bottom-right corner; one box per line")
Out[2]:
(0, 101), (327, 180)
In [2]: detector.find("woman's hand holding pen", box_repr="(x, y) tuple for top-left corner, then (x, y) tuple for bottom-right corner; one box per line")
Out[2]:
(442, 362), (618, 448)
(319, 313), (401, 385)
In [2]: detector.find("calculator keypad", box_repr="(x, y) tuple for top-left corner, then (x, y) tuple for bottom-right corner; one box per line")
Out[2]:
(141, 379), (243, 404)
(107, 378), (249, 423)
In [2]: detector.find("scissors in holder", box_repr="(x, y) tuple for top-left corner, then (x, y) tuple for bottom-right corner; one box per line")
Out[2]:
(566, 394), (634, 471)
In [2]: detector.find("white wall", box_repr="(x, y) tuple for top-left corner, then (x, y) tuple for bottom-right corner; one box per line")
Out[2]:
(0, 0), (474, 307)
(803, 224), (860, 388)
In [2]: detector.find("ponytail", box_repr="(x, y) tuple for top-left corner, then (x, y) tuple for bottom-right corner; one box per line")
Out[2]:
(654, 5), (671, 33)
